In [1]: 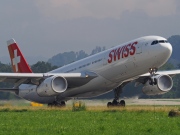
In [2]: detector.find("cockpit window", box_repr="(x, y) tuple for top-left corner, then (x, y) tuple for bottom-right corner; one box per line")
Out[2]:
(151, 40), (158, 45)
(159, 40), (165, 43)
(151, 40), (168, 45)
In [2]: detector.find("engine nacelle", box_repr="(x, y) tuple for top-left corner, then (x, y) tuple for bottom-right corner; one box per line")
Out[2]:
(142, 75), (173, 96)
(37, 76), (68, 97)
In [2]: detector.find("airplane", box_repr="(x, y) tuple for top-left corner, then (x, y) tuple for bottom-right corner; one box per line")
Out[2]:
(0, 35), (178, 107)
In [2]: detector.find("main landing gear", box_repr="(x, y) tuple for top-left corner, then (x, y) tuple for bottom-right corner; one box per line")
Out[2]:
(48, 101), (66, 107)
(107, 99), (125, 107)
(107, 83), (127, 107)
(148, 67), (158, 85)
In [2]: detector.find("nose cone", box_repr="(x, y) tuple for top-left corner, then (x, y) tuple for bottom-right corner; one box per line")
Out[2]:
(161, 43), (172, 58)
(152, 42), (173, 68)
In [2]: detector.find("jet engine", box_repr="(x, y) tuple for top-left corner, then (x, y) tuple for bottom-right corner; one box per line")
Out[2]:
(142, 75), (173, 95)
(37, 76), (68, 97)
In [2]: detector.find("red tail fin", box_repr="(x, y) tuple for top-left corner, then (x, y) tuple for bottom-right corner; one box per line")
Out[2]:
(7, 39), (33, 73)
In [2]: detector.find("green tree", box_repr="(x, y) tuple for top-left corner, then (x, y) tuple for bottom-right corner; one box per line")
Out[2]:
(0, 62), (12, 72)
(159, 62), (175, 70)
(31, 61), (58, 73)
(0, 62), (17, 100)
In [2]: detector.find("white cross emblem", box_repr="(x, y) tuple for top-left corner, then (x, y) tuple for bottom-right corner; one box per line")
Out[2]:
(12, 49), (20, 72)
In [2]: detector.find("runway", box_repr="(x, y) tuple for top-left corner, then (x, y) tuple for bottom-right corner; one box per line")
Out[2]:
(1, 98), (180, 107)
(68, 99), (180, 106)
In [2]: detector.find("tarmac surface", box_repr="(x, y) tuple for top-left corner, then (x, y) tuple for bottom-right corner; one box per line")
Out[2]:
(2, 99), (180, 106)
(68, 99), (180, 106)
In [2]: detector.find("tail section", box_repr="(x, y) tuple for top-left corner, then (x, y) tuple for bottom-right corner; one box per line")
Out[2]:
(7, 39), (33, 73)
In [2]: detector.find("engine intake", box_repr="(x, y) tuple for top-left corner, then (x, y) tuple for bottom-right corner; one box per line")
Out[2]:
(37, 76), (68, 97)
(142, 75), (173, 95)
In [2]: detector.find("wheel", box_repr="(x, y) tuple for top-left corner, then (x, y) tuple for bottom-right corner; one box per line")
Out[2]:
(119, 100), (125, 107)
(149, 78), (153, 85)
(153, 78), (157, 85)
(48, 103), (53, 107)
(61, 101), (66, 107)
(48, 101), (66, 107)
(107, 102), (112, 107)
(112, 99), (118, 105)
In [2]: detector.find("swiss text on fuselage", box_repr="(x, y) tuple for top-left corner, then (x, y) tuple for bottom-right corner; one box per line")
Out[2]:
(108, 41), (138, 63)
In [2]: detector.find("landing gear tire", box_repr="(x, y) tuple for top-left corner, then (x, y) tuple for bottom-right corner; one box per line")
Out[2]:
(48, 103), (53, 107)
(48, 101), (66, 107)
(119, 100), (125, 107)
(149, 78), (153, 85)
(148, 77), (157, 86)
(112, 99), (118, 105)
(61, 101), (66, 107)
(107, 100), (126, 107)
(107, 102), (112, 107)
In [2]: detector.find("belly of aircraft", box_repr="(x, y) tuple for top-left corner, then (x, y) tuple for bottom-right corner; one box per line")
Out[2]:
(57, 75), (119, 99)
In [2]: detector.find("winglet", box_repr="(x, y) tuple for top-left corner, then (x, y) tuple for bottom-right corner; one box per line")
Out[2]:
(7, 39), (33, 73)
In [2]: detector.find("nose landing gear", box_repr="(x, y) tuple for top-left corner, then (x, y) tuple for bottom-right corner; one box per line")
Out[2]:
(149, 68), (158, 76)
(149, 67), (158, 85)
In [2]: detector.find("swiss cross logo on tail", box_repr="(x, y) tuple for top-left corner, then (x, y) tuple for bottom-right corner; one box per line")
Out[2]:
(7, 39), (33, 73)
(12, 49), (20, 72)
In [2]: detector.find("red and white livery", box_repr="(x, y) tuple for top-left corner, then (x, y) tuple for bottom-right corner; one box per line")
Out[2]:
(0, 36), (179, 107)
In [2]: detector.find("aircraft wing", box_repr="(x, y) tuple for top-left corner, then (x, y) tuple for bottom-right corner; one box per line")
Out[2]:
(140, 70), (180, 77)
(135, 70), (180, 85)
(0, 72), (98, 91)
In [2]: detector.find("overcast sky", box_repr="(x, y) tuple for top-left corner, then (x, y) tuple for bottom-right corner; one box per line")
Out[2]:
(0, 0), (180, 63)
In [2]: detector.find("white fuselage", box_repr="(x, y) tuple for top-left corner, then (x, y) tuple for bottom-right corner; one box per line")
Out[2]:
(19, 36), (172, 103)
(52, 36), (172, 100)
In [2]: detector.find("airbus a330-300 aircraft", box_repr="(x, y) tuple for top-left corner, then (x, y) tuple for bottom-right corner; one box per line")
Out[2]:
(0, 36), (179, 107)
